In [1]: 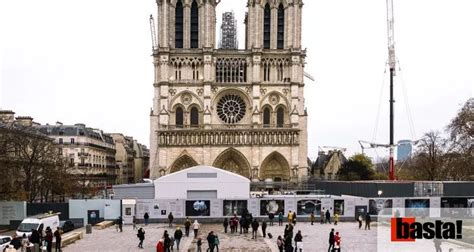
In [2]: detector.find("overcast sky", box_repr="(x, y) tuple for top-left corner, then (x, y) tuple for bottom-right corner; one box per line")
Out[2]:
(1, 0), (472, 161)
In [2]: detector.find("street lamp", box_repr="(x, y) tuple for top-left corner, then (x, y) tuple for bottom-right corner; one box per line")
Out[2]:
(378, 190), (383, 197)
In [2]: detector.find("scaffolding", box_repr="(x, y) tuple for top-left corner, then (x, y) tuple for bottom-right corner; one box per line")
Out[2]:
(219, 11), (238, 49)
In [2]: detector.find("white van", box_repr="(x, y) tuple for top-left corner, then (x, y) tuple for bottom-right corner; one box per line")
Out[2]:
(16, 212), (60, 237)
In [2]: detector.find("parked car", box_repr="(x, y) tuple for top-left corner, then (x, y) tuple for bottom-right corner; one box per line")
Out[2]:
(59, 220), (75, 233)
(0, 236), (12, 250)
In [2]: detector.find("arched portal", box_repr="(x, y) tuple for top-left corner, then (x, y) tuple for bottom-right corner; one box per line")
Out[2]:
(212, 148), (251, 178)
(260, 151), (291, 181)
(170, 154), (198, 173)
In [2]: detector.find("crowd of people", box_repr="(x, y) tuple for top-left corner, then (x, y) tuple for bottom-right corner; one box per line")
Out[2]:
(3, 226), (62, 252)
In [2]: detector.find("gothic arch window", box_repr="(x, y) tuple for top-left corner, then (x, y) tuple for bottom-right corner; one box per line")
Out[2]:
(260, 151), (291, 181)
(263, 3), (271, 49)
(263, 107), (271, 126)
(276, 106), (285, 127)
(217, 94), (247, 124)
(277, 3), (285, 49)
(190, 107), (199, 127)
(190, 0), (199, 48)
(175, 0), (184, 48)
(176, 107), (184, 127)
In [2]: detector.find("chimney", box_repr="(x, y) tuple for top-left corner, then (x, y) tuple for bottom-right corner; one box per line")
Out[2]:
(0, 110), (15, 124)
(16, 116), (34, 127)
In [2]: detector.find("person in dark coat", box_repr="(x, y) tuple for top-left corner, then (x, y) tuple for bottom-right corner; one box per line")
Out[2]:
(277, 235), (284, 252)
(310, 211), (315, 225)
(239, 216), (244, 234)
(184, 217), (191, 237)
(206, 231), (216, 252)
(137, 227), (145, 249)
(144, 212), (150, 226)
(284, 235), (293, 252)
(163, 230), (171, 252)
(294, 230), (302, 252)
(9, 235), (22, 250)
(223, 218), (229, 233)
(54, 227), (62, 252)
(251, 219), (259, 239)
(365, 214), (371, 230)
(174, 227), (183, 250)
(117, 216), (123, 232)
(328, 228), (335, 252)
(325, 209), (331, 224)
(278, 212), (284, 226)
(168, 212), (174, 227)
(29, 229), (40, 245)
(261, 220), (267, 238)
(133, 216), (137, 230)
(268, 212), (275, 226)
(292, 212), (297, 225)
(45, 227), (53, 252)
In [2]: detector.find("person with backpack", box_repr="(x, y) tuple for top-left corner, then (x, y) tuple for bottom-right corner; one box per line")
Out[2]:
(137, 227), (145, 249)
(174, 227), (183, 250)
(277, 235), (284, 252)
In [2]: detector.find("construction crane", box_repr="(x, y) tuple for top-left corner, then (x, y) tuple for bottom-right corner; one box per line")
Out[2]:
(149, 14), (158, 51)
(358, 0), (397, 180)
(386, 0), (396, 180)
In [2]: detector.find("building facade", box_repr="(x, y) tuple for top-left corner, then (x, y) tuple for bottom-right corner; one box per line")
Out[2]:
(38, 122), (117, 188)
(149, 0), (308, 182)
(219, 11), (238, 49)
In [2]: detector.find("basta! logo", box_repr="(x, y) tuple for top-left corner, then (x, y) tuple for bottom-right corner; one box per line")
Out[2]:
(391, 218), (463, 242)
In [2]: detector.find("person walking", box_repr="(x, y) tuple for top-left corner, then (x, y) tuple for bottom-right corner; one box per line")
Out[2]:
(116, 216), (123, 232)
(251, 219), (259, 239)
(365, 214), (371, 230)
(133, 216), (137, 230)
(196, 238), (202, 252)
(174, 227), (183, 250)
(193, 220), (200, 238)
(213, 234), (220, 252)
(310, 212), (315, 225)
(261, 220), (267, 238)
(278, 212), (283, 226)
(334, 212), (339, 225)
(163, 230), (171, 252)
(206, 231), (215, 252)
(292, 212), (297, 226)
(184, 217), (191, 237)
(53, 228), (62, 252)
(144, 212), (150, 226)
(277, 236), (284, 252)
(137, 227), (145, 249)
(334, 231), (341, 252)
(328, 228), (335, 252)
(320, 209), (325, 224)
(294, 230), (302, 252)
(268, 212), (275, 226)
(284, 235), (293, 252)
(29, 229), (40, 252)
(357, 214), (363, 229)
(156, 239), (165, 252)
(287, 211), (293, 224)
(45, 227), (53, 252)
(223, 218), (228, 233)
(168, 212), (174, 227)
(325, 209), (331, 224)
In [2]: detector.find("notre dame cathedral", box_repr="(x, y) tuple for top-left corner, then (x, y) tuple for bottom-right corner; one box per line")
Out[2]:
(149, 0), (308, 182)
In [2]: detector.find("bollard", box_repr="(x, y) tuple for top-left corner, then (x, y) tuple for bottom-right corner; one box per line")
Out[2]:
(86, 224), (92, 234)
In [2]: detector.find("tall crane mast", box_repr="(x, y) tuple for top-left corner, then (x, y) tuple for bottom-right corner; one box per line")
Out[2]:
(149, 14), (158, 51)
(386, 0), (396, 180)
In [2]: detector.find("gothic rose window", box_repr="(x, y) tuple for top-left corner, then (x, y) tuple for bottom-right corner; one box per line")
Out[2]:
(217, 94), (246, 124)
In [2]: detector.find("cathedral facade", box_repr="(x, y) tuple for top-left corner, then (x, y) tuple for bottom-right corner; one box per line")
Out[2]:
(149, 0), (308, 182)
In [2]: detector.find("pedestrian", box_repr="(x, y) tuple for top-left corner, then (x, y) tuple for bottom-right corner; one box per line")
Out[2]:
(196, 238), (202, 252)
(320, 208), (325, 224)
(278, 211), (284, 226)
(223, 218), (228, 233)
(277, 235), (284, 252)
(21, 233), (29, 252)
(184, 217), (191, 237)
(133, 216), (137, 230)
(251, 219), (259, 239)
(284, 235), (293, 252)
(287, 224), (294, 240)
(365, 214), (371, 230)
(137, 227), (145, 249)
(156, 239), (164, 252)
(357, 214), (363, 229)
(328, 228), (335, 252)
(334, 231), (341, 252)
(213, 234), (220, 252)
(170, 236), (175, 251)
(29, 229), (40, 252)
(193, 220), (200, 238)
(239, 216), (244, 234)
(334, 212), (339, 225)
(53, 228), (62, 252)
(261, 220), (267, 238)
(45, 227), (53, 252)
(294, 230), (302, 252)
(310, 212), (315, 225)
(163, 230), (171, 252)
(292, 212), (297, 225)
(287, 211), (293, 224)
(144, 212), (150, 226)
(174, 227), (183, 250)
(206, 231), (215, 252)
(168, 212), (174, 227)
(325, 209), (331, 224)
(268, 212), (275, 226)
